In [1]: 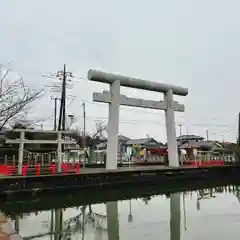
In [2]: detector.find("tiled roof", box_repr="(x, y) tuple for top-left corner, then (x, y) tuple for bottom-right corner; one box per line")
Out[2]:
(177, 135), (204, 141)
(179, 140), (223, 149)
(125, 138), (158, 145)
(118, 135), (130, 141)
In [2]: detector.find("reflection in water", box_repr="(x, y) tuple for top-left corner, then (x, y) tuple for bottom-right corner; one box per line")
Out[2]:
(183, 192), (187, 231)
(196, 188), (217, 211)
(106, 202), (120, 240)
(3, 185), (240, 239)
(54, 209), (63, 240)
(128, 200), (133, 223)
(50, 210), (54, 240)
(170, 193), (181, 240)
(14, 215), (20, 233)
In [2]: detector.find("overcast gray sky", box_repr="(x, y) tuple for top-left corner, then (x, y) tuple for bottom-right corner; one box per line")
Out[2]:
(0, 0), (239, 142)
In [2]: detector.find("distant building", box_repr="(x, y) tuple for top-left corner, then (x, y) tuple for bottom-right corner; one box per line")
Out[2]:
(94, 136), (159, 160)
(177, 135), (204, 147)
(124, 138), (159, 150)
(177, 134), (227, 159)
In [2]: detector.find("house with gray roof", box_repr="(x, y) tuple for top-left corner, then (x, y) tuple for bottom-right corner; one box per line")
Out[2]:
(95, 135), (130, 151)
(177, 135), (204, 147)
(178, 135), (226, 160)
(125, 138), (158, 147)
(179, 140), (224, 151)
(95, 136), (159, 154)
(177, 135), (204, 141)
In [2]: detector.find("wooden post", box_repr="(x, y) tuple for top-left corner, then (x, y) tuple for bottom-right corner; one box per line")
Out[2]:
(13, 154), (15, 165)
(4, 155), (7, 165)
(41, 154), (44, 166)
(57, 132), (62, 172)
(18, 131), (25, 175)
(237, 112), (240, 165)
(34, 154), (38, 166)
(48, 153), (51, 165)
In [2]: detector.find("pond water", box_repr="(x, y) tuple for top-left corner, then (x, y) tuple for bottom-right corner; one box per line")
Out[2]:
(4, 185), (240, 240)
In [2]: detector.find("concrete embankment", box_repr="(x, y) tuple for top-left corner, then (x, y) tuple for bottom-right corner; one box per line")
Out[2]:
(0, 212), (22, 240)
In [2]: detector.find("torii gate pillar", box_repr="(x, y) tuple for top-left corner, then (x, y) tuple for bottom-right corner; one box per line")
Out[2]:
(107, 80), (121, 169)
(164, 89), (179, 167)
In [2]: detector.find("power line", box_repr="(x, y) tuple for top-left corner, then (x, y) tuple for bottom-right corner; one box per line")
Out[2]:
(77, 99), (236, 123)
(73, 102), (237, 128)
(78, 117), (236, 140)
(3, 62), (234, 123)
(77, 115), (237, 130)
(3, 62), (238, 127)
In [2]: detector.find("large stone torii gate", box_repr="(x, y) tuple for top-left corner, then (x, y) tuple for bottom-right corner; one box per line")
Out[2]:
(88, 69), (188, 170)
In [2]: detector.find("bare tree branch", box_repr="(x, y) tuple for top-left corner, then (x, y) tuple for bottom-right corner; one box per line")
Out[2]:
(10, 115), (51, 129)
(67, 121), (108, 148)
(91, 121), (107, 139)
(0, 65), (43, 131)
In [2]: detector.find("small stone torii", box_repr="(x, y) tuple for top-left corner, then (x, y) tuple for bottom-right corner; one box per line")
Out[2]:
(5, 129), (76, 174)
(88, 69), (188, 170)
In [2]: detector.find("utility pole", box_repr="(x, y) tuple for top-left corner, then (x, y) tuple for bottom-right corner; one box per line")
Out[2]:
(43, 65), (75, 131)
(62, 64), (66, 131)
(56, 64), (72, 131)
(54, 97), (57, 131)
(178, 124), (182, 136)
(221, 133), (224, 142)
(83, 102), (86, 167)
(51, 97), (60, 130)
(238, 113), (240, 145)
(237, 113), (240, 164)
(58, 82), (63, 131)
(57, 65), (66, 131)
(83, 102), (86, 140)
